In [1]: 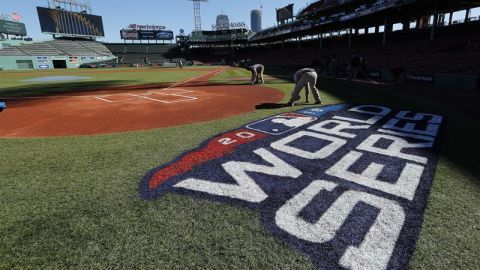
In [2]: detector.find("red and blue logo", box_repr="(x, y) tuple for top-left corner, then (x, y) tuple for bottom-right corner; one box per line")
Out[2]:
(140, 104), (444, 270)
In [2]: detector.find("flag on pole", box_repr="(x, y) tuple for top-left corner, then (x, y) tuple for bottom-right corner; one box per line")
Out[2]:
(11, 13), (22, 21)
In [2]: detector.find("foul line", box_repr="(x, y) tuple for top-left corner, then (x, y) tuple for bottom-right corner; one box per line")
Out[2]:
(213, 70), (224, 76)
(126, 93), (171, 103)
(95, 97), (115, 103)
(94, 68), (222, 104)
(162, 68), (224, 91)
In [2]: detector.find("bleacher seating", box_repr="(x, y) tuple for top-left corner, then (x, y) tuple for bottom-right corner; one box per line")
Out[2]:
(148, 45), (171, 54)
(0, 46), (28, 56)
(121, 54), (147, 64)
(230, 22), (480, 76)
(0, 39), (114, 57)
(76, 40), (113, 56)
(147, 54), (166, 64)
(14, 42), (65, 56)
(105, 44), (126, 54)
(47, 40), (94, 56)
(125, 45), (148, 54)
(105, 44), (183, 65)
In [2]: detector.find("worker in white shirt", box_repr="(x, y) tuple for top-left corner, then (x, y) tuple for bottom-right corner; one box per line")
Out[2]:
(287, 68), (322, 107)
(248, 64), (265, 85)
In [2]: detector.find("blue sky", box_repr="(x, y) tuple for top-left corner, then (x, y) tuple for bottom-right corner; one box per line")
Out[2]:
(0, 0), (477, 42)
(0, 0), (305, 42)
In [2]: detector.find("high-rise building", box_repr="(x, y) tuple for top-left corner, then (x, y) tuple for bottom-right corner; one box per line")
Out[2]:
(216, 14), (229, 30)
(251, 9), (262, 32)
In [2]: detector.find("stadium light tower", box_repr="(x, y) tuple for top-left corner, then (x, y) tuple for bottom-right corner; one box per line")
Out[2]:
(188, 0), (208, 31)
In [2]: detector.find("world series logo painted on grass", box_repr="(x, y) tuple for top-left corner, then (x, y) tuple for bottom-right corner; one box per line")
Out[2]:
(139, 104), (444, 270)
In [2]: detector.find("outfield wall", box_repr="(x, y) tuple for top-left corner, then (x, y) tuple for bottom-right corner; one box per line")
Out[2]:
(0, 55), (115, 70)
(370, 69), (479, 91)
(385, 70), (480, 92)
(268, 65), (480, 92)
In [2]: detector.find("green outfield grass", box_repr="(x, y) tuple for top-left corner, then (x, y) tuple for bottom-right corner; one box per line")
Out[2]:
(0, 67), (478, 269)
(0, 67), (213, 97)
(210, 67), (290, 85)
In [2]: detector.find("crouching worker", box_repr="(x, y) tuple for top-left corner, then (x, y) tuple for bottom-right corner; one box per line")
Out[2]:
(248, 64), (265, 85)
(287, 68), (322, 107)
(0, 101), (6, 112)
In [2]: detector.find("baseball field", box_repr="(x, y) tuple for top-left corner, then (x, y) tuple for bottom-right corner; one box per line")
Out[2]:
(0, 66), (478, 269)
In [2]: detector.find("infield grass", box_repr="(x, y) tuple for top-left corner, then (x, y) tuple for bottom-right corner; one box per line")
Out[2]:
(0, 67), (478, 269)
(0, 66), (209, 97)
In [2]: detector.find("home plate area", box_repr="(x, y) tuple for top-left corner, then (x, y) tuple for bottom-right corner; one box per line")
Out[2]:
(95, 88), (198, 104)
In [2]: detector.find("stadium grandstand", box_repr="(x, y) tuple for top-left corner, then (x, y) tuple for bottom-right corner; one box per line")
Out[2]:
(187, 28), (253, 44)
(179, 0), (480, 89)
(0, 1), (116, 70)
(182, 28), (253, 65)
(0, 38), (115, 68)
(109, 27), (253, 66)
(104, 43), (185, 66)
(1, 0), (479, 87)
(243, 21), (480, 75)
(106, 22), (189, 66)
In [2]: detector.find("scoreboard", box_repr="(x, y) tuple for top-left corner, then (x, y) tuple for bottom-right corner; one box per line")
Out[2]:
(37, 7), (104, 37)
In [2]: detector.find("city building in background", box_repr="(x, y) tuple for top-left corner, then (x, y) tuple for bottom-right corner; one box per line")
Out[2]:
(250, 9), (262, 32)
(216, 14), (230, 30)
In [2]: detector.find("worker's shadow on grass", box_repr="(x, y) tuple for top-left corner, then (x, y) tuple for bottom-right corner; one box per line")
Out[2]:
(255, 103), (287, 109)
(256, 101), (312, 110)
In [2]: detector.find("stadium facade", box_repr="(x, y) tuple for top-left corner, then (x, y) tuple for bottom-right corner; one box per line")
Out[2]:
(0, 38), (115, 70)
(181, 0), (480, 90)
